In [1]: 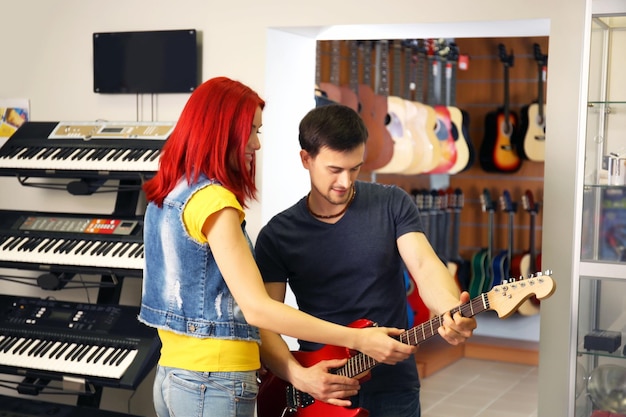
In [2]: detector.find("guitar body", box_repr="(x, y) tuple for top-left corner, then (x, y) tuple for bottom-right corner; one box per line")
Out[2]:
(359, 84), (391, 172)
(480, 109), (522, 173)
(339, 86), (359, 112)
(375, 96), (416, 173)
(490, 249), (508, 290)
(469, 249), (489, 298)
(258, 348), (371, 417)
(401, 101), (435, 174)
(319, 82), (342, 105)
(520, 102), (546, 162)
(428, 105), (457, 173)
(406, 271), (431, 325)
(258, 320), (375, 417)
(448, 106), (470, 174)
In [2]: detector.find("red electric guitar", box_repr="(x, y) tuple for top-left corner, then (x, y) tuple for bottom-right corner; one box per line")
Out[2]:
(257, 273), (556, 417)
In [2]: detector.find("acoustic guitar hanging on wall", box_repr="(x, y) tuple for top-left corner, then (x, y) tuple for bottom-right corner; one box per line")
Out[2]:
(479, 43), (522, 173)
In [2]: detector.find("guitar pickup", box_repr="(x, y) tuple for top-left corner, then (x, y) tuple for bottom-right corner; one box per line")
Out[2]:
(286, 385), (315, 410)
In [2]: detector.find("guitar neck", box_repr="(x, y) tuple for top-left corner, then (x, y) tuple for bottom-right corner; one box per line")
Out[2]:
(375, 40), (390, 97)
(336, 293), (491, 378)
(503, 64), (511, 120)
(329, 40), (341, 86)
(507, 210), (515, 261)
(537, 63), (545, 118)
(529, 212), (537, 270)
(451, 207), (461, 259)
(349, 41), (359, 96)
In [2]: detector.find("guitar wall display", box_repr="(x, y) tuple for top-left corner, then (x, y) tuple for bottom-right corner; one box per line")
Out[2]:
(314, 40), (546, 324)
(258, 271), (556, 417)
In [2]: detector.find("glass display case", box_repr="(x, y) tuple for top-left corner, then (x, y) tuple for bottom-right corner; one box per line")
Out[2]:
(577, 14), (626, 417)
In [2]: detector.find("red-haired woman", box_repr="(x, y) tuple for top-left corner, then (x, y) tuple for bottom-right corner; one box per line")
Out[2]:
(138, 76), (415, 417)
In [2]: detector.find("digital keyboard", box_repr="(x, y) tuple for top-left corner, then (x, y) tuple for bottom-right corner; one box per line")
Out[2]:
(0, 393), (141, 417)
(0, 294), (159, 390)
(0, 210), (144, 278)
(0, 121), (175, 179)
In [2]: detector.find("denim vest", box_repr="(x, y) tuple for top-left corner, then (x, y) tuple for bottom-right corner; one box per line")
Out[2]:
(138, 176), (260, 343)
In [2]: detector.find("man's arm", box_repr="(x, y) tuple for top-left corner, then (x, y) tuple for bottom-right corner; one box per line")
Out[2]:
(398, 232), (476, 344)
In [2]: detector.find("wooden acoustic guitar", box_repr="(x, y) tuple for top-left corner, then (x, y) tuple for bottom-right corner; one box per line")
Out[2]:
(358, 40), (393, 172)
(427, 39), (457, 174)
(469, 189), (495, 298)
(490, 190), (516, 290)
(318, 40), (343, 105)
(257, 272), (556, 417)
(479, 44), (522, 173)
(375, 39), (416, 174)
(401, 39), (441, 175)
(445, 42), (475, 174)
(519, 43), (547, 162)
(339, 40), (359, 112)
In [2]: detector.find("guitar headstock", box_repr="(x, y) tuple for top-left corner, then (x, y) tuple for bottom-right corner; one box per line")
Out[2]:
(533, 43), (548, 67)
(486, 270), (555, 318)
(521, 189), (540, 214)
(499, 189), (517, 213)
(480, 188), (495, 213)
(497, 43), (515, 67)
(413, 188), (424, 210)
(447, 42), (460, 63)
(447, 187), (464, 211)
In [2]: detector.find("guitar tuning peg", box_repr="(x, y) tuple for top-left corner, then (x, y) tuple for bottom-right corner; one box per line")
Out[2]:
(536, 271), (543, 276)
(544, 269), (553, 276)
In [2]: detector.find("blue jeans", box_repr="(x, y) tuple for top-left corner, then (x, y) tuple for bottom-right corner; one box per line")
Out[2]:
(153, 365), (258, 417)
(352, 386), (421, 417)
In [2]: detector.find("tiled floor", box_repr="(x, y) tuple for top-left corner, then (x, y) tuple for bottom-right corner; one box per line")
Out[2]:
(420, 358), (538, 417)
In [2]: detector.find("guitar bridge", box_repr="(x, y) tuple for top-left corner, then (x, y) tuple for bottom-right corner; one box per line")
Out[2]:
(286, 385), (315, 411)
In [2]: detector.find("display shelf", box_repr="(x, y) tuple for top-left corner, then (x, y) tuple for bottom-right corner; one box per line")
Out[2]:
(574, 13), (626, 417)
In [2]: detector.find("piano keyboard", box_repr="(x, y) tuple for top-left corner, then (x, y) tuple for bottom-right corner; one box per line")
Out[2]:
(0, 295), (160, 390)
(0, 121), (173, 178)
(0, 235), (144, 271)
(0, 333), (138, 380)
(0, 210), (144, 277)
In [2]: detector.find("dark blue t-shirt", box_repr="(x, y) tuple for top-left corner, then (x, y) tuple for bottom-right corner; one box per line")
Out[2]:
(255, 181), (424, 393)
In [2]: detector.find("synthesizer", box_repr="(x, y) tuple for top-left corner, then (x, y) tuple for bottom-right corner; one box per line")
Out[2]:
(0, 121), (174, 179)
(0, 393), (141, 416)
(0, 210), (144, 278)
(0, 294), (159, 390)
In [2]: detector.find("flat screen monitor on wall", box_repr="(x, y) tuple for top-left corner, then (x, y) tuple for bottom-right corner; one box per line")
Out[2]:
(93, 29), (200, 94)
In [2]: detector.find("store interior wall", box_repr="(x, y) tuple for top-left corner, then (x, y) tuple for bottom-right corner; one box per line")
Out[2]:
(0, 1), (593, 416)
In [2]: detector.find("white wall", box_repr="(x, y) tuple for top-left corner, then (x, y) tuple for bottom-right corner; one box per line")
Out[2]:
(0, 1), (592, 416)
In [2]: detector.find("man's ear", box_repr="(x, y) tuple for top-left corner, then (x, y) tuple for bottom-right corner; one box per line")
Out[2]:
(300, 149), (310, 168)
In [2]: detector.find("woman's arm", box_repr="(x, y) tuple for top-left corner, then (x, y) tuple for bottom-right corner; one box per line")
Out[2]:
(204, 207), (415, 365)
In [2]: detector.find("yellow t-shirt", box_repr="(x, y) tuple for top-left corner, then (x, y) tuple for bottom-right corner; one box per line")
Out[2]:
(157, 184), (260, 372)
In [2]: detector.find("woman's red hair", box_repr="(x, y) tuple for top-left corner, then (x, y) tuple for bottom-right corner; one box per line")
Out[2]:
(144, 77), (265, 208)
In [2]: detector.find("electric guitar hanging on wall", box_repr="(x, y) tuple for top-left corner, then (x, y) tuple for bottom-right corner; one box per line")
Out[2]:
(469, 188), (495, 298)
(257, 272), (556, 417)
